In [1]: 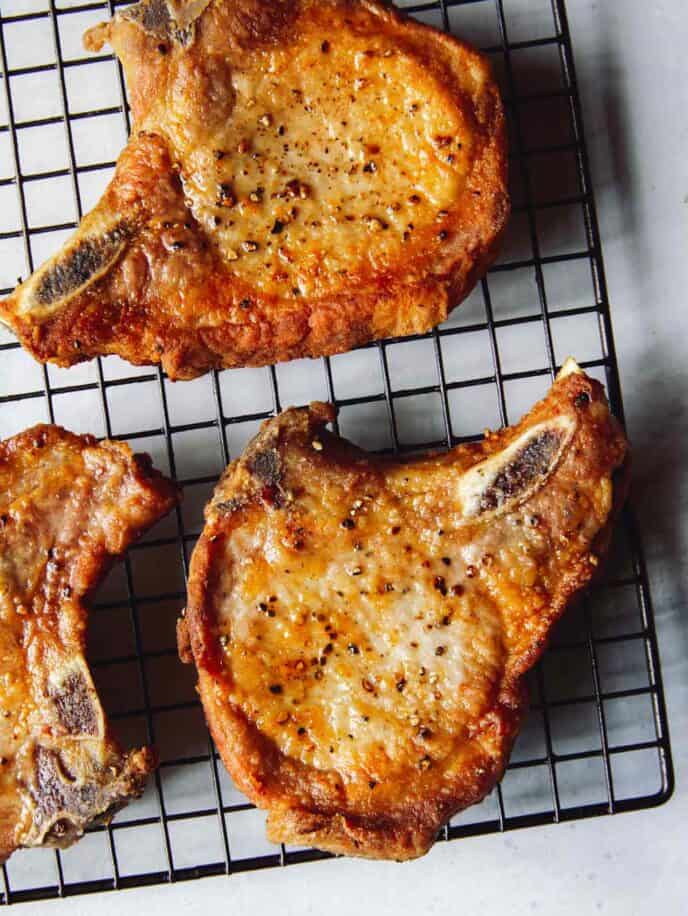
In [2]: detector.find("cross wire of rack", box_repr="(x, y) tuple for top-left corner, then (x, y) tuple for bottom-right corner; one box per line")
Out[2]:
(0, 0), (674, 906)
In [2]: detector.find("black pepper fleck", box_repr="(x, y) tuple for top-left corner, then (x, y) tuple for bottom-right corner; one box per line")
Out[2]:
(433, 576), (448, 596)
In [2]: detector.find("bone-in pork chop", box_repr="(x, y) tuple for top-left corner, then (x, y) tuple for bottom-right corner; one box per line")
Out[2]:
(0, 0), (508, 379)
(178, 359), (628, 859)
(0, 425), (178, 862)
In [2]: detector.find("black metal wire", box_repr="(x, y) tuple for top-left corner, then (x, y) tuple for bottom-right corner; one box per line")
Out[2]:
(0, 0), (674, 905)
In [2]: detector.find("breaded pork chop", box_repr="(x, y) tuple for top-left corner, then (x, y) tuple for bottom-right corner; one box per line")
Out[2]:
(0, 0), (508, 380)
(179, 360), (628, 860)
(0, 425), (178, 863)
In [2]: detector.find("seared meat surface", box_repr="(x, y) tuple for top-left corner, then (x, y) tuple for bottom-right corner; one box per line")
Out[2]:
(0, 426), (178, 862)
(0, 0), (507, 379)
(179, 360), (628, 859)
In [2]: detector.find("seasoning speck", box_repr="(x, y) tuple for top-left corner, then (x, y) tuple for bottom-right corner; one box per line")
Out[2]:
(312, 439), (323, 451)
(269, 684), (283, 694)
(433, 575), (448, 596)
(217, 183), (236, 207)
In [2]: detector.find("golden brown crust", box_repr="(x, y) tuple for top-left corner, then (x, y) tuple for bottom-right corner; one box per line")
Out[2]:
(0, 0), (508, 380)
(0, 425), (178, 863)
(180, 361), (629, 859)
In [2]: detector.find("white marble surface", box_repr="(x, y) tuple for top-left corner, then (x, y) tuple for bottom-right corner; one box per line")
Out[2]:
(7, 0), (687, 912)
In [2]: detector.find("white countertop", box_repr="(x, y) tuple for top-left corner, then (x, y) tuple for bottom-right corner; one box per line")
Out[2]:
(8, 0), (687, 912)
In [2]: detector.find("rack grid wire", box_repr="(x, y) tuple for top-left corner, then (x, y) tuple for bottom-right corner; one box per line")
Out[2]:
(0, 0), (674, 905)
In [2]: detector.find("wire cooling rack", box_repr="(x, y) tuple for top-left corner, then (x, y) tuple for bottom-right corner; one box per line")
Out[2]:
(0, 0), (675, 905)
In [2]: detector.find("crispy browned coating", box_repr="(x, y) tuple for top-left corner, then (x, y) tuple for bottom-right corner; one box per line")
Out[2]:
(179, 360), (629, 860)
(0, 425), (178, 863)
(0, 0), (508, 380)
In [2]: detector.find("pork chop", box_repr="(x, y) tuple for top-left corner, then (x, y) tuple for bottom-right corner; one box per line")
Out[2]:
(0, 0), (508, 380)
(178, 359), (628, 859)
(0, 425), (178, 863)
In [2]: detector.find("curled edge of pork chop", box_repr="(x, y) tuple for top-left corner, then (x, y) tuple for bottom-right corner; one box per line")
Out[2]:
(178, 359), (629, 860)
(0, 425), (179, 863)
(0, 0), (508, 380)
